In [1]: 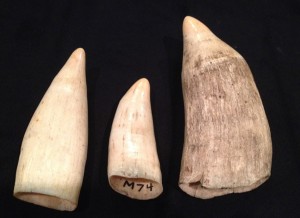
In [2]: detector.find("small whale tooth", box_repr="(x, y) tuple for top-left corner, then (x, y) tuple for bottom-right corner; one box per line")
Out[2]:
(179, 16), (272, 199)
(13, 48), (88, 211)
(108, 78), (163, 200)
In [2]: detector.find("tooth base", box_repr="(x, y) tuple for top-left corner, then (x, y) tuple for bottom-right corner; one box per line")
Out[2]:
(14, 192), (76, 211)
(179, 175), (269, 199)
(109, 176), (162, 200)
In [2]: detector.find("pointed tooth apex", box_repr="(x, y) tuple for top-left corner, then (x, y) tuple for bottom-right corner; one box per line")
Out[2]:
(183, 16), (216, 41)
(108, 78), (163, 200)
(13, 49), (88, 211)
(135, 78), (150, 91)
(183, 16), (201, 35)
(126, 78), (150, 100)
(67, 48), (86, 67)
(56, 48), (86, 79)
(72, 48), (85, 60)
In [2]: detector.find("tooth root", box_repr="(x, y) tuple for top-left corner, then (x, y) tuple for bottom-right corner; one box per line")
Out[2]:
(13, 48), (88, 211)
(108, 78), (163, 200)
(179, 16), (272, 199)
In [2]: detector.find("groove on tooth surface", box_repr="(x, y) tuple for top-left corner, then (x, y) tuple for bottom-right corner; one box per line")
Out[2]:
(108, 78), (163, 200)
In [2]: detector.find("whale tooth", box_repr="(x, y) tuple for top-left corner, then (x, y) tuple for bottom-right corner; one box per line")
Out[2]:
(108, 78), (163, 200)
(179, 16), (272, 199)
(13, 48), (88, 211)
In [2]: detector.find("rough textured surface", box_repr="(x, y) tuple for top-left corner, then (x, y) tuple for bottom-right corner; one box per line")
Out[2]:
(13, 48), (88, 211)
(179, 16), (272, 199)
(108, 78), (163, 200)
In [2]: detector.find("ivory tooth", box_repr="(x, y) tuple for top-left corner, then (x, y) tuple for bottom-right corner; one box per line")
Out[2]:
(108, 78), (163, 200)
(179, 16), (272, 199)
(13, 48), (88, 211)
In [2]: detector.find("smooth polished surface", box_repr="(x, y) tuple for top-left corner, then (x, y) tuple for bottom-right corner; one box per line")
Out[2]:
(13, 48), (88, 211)
(108, 78), (163, 200)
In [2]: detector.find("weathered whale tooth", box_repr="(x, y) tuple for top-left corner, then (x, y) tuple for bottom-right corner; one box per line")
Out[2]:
(13, 48), (88, 211)
(108, 78), (163, 200)
(179, 16), (272, 199)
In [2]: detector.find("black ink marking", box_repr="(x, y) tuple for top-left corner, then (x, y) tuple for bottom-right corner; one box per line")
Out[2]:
(147, 183), (153, 191)
(123, 180), (134, 190)
(137, 183), (144, 192)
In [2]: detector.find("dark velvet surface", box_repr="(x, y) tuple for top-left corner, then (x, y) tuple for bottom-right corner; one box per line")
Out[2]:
(1, 0), (300, 217)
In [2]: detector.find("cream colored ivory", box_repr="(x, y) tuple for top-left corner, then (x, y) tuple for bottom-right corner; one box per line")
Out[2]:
(108, 78), (163, 200)
(179, 16), (272, 199)
(13, 48), (88, 211)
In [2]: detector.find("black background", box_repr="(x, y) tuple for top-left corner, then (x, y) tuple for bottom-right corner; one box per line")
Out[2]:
(1, 0), (300, 217)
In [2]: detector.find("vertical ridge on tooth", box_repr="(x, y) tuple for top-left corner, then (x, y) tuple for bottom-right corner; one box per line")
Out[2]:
(108, 78), (163, 200)
(13, 48), (88, 211)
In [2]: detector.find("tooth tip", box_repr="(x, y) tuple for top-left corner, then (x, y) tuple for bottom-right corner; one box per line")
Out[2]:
(183, 16), (210, 36)
(124, 78), (150, 101)
(183, 16), (197, 24)
(71, 48), (85, 61)
(54, 48), (86, 80)
(67, 48), (86, 74)
(130, 78), (150, 92)
(136, 78), (150, 88)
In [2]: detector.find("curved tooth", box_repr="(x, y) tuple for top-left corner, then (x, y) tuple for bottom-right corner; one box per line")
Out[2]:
(179, 16), (272, 199)
(108, 78), (163, 200)
(13, 48), (88, 211)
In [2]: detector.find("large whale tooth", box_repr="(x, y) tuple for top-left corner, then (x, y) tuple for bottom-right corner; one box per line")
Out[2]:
(179, 16), (272, 199)
(13, 48), (88, 211)
(108, 78), (163, 200)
